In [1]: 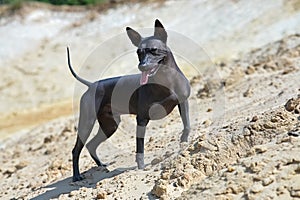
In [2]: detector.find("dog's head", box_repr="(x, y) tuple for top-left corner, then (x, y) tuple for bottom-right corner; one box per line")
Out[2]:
(126, 19), (169, 85)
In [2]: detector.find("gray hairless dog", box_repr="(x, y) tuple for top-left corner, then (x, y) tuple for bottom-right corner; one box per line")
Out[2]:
(67, 19), (191, 182)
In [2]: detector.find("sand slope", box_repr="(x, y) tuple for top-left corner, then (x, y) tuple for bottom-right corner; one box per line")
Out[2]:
(1, 1), (300, 199)
(0, 32), (299, 199)
(1, 0), (300, 139)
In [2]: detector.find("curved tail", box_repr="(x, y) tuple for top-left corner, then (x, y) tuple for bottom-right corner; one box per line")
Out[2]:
(67, 47), (92, 87)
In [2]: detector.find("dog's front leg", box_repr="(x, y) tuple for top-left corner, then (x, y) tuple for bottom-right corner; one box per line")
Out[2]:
(136, 118), (149, 169)
(178, 100), (190, 142)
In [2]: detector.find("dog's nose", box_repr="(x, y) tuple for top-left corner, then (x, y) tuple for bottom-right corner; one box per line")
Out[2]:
(138, 61), (148, 71)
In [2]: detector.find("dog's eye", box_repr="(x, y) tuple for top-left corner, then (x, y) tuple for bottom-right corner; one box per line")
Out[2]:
(150, 48), (158, 55)
(151, 48), (157, 52)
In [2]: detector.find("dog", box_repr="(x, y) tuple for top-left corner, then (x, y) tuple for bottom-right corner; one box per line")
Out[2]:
(67, 19), (191, 182)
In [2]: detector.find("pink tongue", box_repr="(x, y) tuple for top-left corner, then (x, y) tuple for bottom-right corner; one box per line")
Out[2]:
(140, 71), (149, 85)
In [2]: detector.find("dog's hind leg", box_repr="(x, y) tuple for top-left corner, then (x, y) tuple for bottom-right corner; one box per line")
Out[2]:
(86, 113), (121, 167)
(72, 135), (85, 181)
(72, 92), (97, 182)
(86, 128), (109, 167)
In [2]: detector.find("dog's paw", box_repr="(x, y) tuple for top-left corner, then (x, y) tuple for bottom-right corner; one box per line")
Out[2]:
(180, 134), (189, 143)
(136, 153), (145, 169)
(137, 163), (145, 169)
(72, 175), (84, 182)
(180, 128), (190, 143)
(98, 162), (108, 168)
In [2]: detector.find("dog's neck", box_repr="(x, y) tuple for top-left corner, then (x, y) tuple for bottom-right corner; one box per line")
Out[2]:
(160, 50), (181, 74)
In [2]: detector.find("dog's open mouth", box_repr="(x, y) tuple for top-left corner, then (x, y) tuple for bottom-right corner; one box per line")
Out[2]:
(140, 65), (160, 85)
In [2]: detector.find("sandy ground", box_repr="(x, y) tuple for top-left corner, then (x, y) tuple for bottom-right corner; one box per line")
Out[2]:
(0, 33), (299, 200)
(1, 0), (300, 139)
(0, 1), (300, 200)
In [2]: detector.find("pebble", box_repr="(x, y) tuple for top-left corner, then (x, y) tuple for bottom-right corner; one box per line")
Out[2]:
(251, 116), (258, 122)
(250, 183), (263, 193)
(161, 172), (170, 180)
(290, 190), (300, 198)
(263, 122), (274, 129)
(151, 157), (162, 165)
(96, 190), (107, 199)
(177, 174), (191, 188)
(253, 145), (267, 154)
(152, 180), (168, 197)
(245, 65), (256, 75)
(243, 88), (253, 97)
(15, 161), (28, 170)
(262, 176), (274, 186)
(227, 166), (235, 172)
(69, 190), (77, 197)
(203, 119), (212, 127)
(285, 97), (300, 113)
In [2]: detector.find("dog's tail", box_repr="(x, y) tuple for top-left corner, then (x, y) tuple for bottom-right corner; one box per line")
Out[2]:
(67, 47), (92, 87)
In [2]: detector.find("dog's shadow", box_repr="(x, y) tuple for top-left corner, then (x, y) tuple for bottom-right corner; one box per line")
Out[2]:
(31, 166), (135, 200)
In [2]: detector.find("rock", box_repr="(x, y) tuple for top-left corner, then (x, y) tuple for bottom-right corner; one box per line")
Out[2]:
(207, 108), (212, 112)
(245, 66), (256, 75)
(180, 150), (190, 157)
(243, 127), (251, 136)
(203, 119), (212, 127)
(250, 183), (263, 193)
(282, 66), (295, 75)
(3, 167), (16, 176)
(96, 190), (107, 199)
(219, 62), (226, 67)
(177, 173), (191, 188)
(161, 172), (170, 180)
(197, 84), (210, 99)
(152, 180), (168, 197)
(290, 190), (300, 198)
(229, 184), (244, 194)
(69, 190), (77, 197)
(43, 135), (54, 144)
(243, 87), (253, 97)
(263, 61), (277, 71)
(263, 122), (274, 129)
(253, 145), (267, 154)
(251, 116), (258, 122)
(189, 75), (201, 86)
(270, 116), (279, 123)
(285, 97), (300, 113)
(151, 157), (163, 165)
(15, 161), (28, 170)
(251, 123), (261, 131)
(159, 123), (167, 128)
(285, 98), (295, 112)
(227, 166), (235, 172)
(262, 176), (274, 186)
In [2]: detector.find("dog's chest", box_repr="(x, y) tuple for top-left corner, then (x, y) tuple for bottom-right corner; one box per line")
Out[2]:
(131, 84), (178, 119)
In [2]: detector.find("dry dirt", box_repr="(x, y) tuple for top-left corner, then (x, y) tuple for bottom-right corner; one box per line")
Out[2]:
(1, 1), (300, 200)
(0, 31), (300, 199)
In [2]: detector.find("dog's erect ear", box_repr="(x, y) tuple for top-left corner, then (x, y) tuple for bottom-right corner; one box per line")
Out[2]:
(154, 19), (167, 43)
(126, 27), (142, 47)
